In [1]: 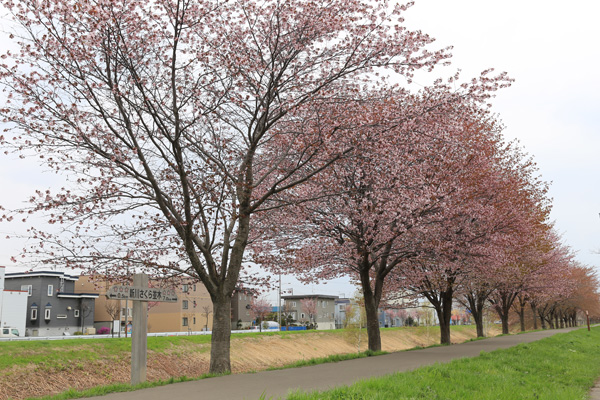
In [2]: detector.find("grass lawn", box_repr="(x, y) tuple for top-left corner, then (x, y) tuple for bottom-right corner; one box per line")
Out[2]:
(0, 325), (475, 371)
(0, 329), (320, 370)
(287, 327), (600, 400)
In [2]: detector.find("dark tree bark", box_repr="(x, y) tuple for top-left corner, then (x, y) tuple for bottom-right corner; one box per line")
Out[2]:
(209, 295), (232, 374)
(530, 302), (538, 330)
(463, 289), (490, 338)
(514, 294), (528, 332)
(422, 280), (455, 345)
(491, 290), (518, 335)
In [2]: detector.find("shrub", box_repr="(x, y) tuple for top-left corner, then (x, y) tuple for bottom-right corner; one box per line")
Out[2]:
(97, 327), (110, 335)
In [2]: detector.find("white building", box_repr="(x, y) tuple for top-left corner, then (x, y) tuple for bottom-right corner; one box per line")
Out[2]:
(0, 266), (28, 337)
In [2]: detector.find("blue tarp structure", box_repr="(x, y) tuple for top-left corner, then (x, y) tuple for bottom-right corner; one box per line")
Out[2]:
(280, 326), (307, 331)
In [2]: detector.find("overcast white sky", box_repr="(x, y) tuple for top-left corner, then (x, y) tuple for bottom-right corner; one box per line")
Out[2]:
(1, 0), (599, 304)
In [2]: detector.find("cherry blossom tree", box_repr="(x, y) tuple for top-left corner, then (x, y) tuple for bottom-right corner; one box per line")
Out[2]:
(300, 298), (318, 328)
(455, 181), (550, 336)
(249, 296), (271, 332)
(252, 74), (512, 350)
(0, 0), (449, 373)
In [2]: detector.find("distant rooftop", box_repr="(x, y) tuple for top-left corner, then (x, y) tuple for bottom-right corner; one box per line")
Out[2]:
(281, 294), (339, 300)
(5, 271), (79, 281)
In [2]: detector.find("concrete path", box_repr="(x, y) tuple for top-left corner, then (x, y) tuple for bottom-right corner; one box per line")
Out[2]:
(91, 327), (579, 400)
(590, 385), (600, 400)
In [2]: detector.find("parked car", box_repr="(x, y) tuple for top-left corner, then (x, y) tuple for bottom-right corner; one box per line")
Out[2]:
(0, 327), (20, 337)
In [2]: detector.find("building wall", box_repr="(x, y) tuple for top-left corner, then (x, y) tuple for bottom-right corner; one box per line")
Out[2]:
(0, 267), (4, 326)
(4, 273), (96, 336)
(148, 282), (213, 333)
(77, 276), (214, 333)
(1, 267), (28, 337)
(231, 291), (253, 329)
(314, 298), (336, 330)
(283, 295), (338, 330)
(2, 290), (30, 337)
(334, 298), (351, 329)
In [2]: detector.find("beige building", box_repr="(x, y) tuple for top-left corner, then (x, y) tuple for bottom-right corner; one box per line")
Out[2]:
(76, 276), (213, 333)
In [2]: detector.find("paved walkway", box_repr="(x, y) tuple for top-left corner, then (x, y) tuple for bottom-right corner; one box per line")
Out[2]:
(91, 327), (579, 400)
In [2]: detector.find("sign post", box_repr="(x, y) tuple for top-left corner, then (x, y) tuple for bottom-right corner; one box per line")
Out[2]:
(131, 274), (147, 386)
(107, 274), (178, 385)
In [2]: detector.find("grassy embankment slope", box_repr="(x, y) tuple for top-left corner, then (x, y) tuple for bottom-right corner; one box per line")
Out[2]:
(288, 327), (600, 400)
(0, 325), (487, 399)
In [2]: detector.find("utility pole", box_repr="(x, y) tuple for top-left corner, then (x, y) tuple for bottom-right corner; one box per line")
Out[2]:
(278, 274), (281, 330)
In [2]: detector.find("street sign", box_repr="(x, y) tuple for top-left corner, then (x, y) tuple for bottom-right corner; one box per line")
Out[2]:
(107, 275), (180, 385)
(106, 285), (177, 302)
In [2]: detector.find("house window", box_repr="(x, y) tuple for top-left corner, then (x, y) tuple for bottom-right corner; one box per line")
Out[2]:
(322, 301), (326, 308)
(292, 301), (296, 307)
(47, 285), (54, 296)
(182, 317), (188, 327)
(182, 284), (189, 293)
(74, 309), (80, 318)
(44, 308), (51, 320)
(31, 308), (38, 320)
(193, 317), (196, 325)
(193, 285), (196, 292)
(301, 313), (305, 319)
(182, 300), (188, 309)
(21, 285), (32, 296)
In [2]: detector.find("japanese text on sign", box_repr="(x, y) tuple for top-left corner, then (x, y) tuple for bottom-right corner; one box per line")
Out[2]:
(106, 285), (178, 302)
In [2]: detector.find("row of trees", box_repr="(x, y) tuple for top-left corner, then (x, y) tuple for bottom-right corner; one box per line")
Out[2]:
(1, 0), (598, 374)
(251, 88), (600, 347)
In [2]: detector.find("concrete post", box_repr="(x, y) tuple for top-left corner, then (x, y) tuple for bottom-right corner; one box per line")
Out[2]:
(131, 273), (148, 385)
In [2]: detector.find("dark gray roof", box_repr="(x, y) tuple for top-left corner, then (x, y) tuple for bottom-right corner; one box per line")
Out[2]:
(281, 294), (339, 300)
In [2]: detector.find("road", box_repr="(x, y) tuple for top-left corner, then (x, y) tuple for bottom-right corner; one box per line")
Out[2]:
(90, 327), (579, 400)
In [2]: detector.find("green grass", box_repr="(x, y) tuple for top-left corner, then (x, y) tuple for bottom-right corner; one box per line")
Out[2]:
(0, 330), (321, 370)
(0, 325), (493, 399)
(287, 327), (600, 400)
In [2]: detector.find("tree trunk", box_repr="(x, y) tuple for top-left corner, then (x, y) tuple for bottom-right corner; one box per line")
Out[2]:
(363, 293), (381, 352)
(209, 295), (232, 374)
(530, 303), (538, 330)
(518, 303), (526, 332)
(466, 292), (486, 338)
(493, 293), (511, 334)
(472, 307), (485, 338)
(358, 254), (382, 352)
(432, 289), (453, 345)
(539, 315), (547, 329)
(547, 311), (555, 329)
(513, 294), (527, 332)
(500, 311), (510, 334)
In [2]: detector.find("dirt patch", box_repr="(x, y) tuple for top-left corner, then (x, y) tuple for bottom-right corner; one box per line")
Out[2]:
(0, 327), (499, 399)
